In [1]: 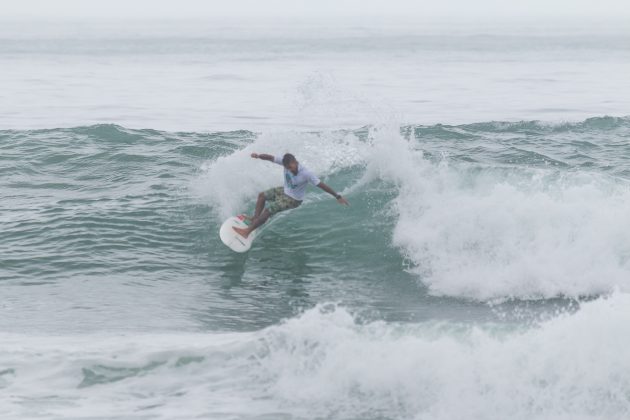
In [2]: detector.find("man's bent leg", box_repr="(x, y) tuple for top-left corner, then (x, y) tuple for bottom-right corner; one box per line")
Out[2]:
(233, 189), (296, 239)
(249, 209), (271, 232)
(254, 192), (266, 219)
(243, 192), (266, 221)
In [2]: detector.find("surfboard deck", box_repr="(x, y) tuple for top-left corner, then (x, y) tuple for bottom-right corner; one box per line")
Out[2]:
(219, 214), (259, 253)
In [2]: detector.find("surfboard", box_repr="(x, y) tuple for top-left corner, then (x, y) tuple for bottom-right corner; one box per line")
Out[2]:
(219, 214), (259, 253)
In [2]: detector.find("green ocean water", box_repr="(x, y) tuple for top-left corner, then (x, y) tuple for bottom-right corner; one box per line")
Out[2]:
(3, 117), (630, 419)
(3, 117), (630, 329)
(0, 123), (471, 332)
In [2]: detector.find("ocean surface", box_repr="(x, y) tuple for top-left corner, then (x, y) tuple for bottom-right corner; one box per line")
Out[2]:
(2, 18), (630, 419)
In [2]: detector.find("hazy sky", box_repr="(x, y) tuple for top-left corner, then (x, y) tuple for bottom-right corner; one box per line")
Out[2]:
(3, 0), (630, 19)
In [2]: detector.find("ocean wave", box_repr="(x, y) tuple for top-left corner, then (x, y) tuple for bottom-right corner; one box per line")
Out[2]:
(363, 121), (630, 301)
(4, 116), (630, 302)
(3, 294), (630, 419)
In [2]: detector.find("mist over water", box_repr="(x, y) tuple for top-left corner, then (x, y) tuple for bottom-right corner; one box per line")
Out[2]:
(1, 19), (630, 131)
(2, 17), (630, 420)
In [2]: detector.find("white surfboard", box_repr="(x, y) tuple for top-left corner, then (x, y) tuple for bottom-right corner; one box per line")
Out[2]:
(219, 214), (259, 253)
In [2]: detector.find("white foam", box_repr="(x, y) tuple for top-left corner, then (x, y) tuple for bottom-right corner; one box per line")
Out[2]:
(354, 125), (630, 300)
(257, 294), (630, 419)
(4, 294), (630, 419)
(191, 129), (368, 220)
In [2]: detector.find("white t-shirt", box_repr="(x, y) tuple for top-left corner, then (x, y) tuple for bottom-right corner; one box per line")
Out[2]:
(273, 155), (320, 201)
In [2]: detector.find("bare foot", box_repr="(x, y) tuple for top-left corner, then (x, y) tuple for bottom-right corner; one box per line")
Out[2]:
(232, 226), (250, 238)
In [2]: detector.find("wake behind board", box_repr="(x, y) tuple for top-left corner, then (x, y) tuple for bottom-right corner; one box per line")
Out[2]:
(219, 215), (259, 253)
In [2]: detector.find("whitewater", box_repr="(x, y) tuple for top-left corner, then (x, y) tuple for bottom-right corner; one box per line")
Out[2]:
(2, 17), (630, 420)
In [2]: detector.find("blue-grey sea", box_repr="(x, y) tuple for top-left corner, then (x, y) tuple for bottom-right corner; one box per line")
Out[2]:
(2, 18), (630, 420)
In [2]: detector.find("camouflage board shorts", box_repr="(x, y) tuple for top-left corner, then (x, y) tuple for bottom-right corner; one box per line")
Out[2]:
(264, 186), (302, 215)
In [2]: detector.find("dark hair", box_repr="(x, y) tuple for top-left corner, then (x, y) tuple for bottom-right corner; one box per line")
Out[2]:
(282, 153), (297, 166)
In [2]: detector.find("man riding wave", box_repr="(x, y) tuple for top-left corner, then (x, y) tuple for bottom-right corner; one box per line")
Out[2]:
(232, 152), (349, 238)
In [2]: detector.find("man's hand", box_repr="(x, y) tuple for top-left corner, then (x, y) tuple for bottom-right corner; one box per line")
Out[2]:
(251, 153), (259, 159)
(337, 196), (350, 206)
(317, 182), (349, 206)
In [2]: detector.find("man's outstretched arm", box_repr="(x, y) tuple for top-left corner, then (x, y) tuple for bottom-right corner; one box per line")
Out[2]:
(317, 182), (349, 206)
(251, 153), (275, 162)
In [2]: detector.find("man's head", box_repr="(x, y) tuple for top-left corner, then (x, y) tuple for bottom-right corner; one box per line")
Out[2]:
(282, 153), (298, 173)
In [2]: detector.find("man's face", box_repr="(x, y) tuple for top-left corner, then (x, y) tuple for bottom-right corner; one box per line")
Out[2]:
(284, 160), (298, 173)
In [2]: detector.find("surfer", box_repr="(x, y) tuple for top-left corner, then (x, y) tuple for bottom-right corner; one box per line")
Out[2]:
(232, 153), (349, 238)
